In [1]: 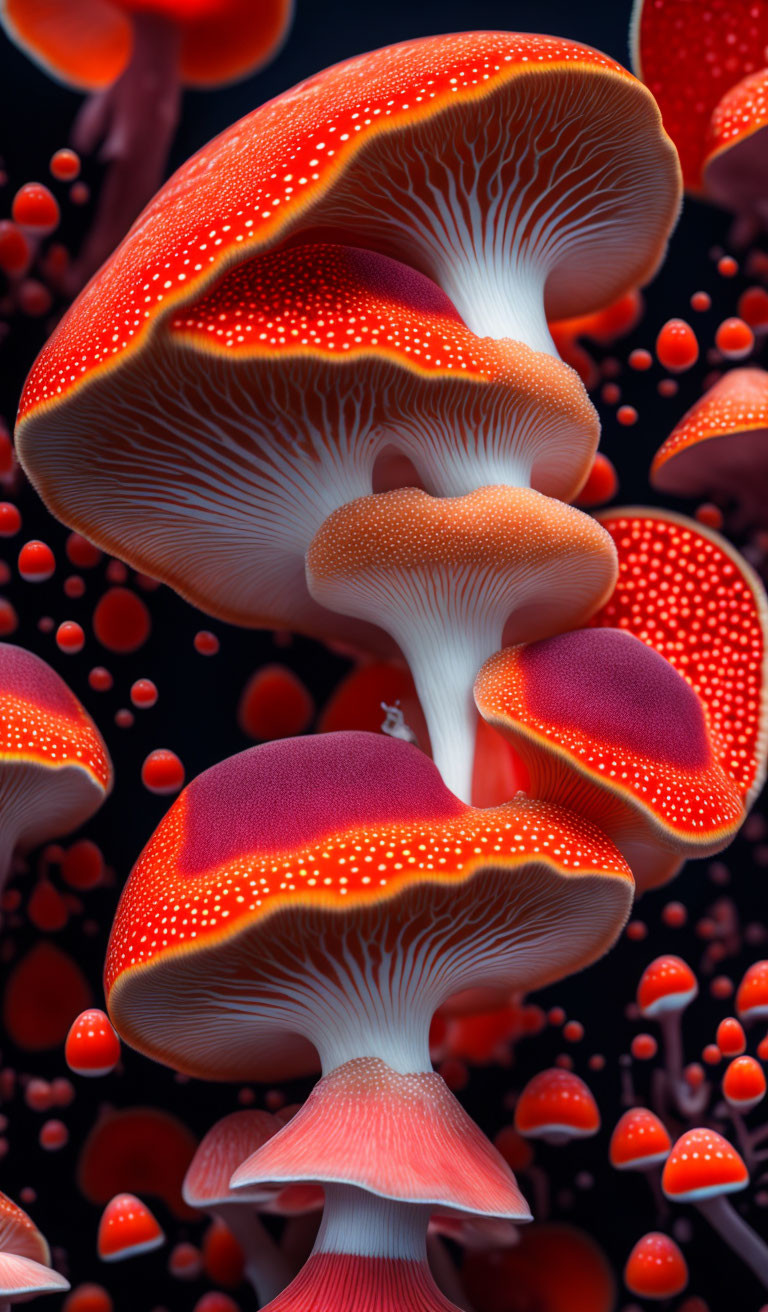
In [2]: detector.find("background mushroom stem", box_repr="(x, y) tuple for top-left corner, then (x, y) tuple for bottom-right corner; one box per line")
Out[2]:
(221, 1206), (295, 1305)
(68, 11), (181, 291)
(697, 1195), (768, 1289)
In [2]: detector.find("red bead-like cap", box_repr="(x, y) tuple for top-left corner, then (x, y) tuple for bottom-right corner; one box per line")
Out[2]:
(662, 1128), (748, 1202)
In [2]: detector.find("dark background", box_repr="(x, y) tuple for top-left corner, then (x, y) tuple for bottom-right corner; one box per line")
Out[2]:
(1, 1), (767, 1309)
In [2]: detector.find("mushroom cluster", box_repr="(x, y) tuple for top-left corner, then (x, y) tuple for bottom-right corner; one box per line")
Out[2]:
(12, 23), (768, 1312)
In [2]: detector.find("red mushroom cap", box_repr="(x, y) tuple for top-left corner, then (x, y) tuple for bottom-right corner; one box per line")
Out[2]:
(722, 1055), (767, 1111)
(65, 1007), (121, 1077)
(631, 0), (768, 191)
(105, 732), (631, 1075)
(513, 1069), (600, 1141)
(662, 1128), (748, 1202)
(1, 0), (294, 92)
(637, 955), (698, 1018)
(0, 643), (112, 884)
(77, 1107), (198, 1221)
(651, 369), (768, 529)
(474, 628), (743, 892)
(704, 69), (768, 218)
(97, 1194), (165, 1262)
(591, 508), (768, 809)
(105, 731), (630, 1218)
(183, 1110), (289, 1209)
(624, 1231), (688, 1300)
(609, 1108), (672, 1171)
(16, 30), (679, 413)
(737, 960), (768, 1023)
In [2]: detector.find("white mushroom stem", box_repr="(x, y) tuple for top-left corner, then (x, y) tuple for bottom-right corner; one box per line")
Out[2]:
(697, 1195), (768, 1289)
(68, 11), (181, 291)
(218, 1205), (294, 1305)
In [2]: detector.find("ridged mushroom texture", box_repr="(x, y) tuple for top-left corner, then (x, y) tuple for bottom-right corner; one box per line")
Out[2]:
(306, 487), (617, 801)
(16, 243), (599, 639)
(0, 1190), (69, 1305)
(0, 643), (113, 894)
(106, 732), (632, 1221)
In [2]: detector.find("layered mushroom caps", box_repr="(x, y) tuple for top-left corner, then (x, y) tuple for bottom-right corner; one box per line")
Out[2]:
(16, 244), (598, 639)
(106, 732), (631, 1215)
(0, 643), (113, 889)
(307, 486), (617, 799)
(15, 31), (680, 376)
(0, 1190), (69, 1303)
(652, 369), (768, 530)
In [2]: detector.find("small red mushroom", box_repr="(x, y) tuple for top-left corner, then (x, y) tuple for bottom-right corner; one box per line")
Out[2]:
(624, 1231), (688, 1300)
(609, 1108), (672, 1172)
(96, 1194), (164, 1263)
(637, 956), (699, 1115)
(65, 1009), (121, 1077)
(722, 1056), (766, 1113)
(183, 1110), (319, 1303)
(663, 1128), (768, 1286)
(514, 1069), (600, 1144)
(737, 961), (768, 1024)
